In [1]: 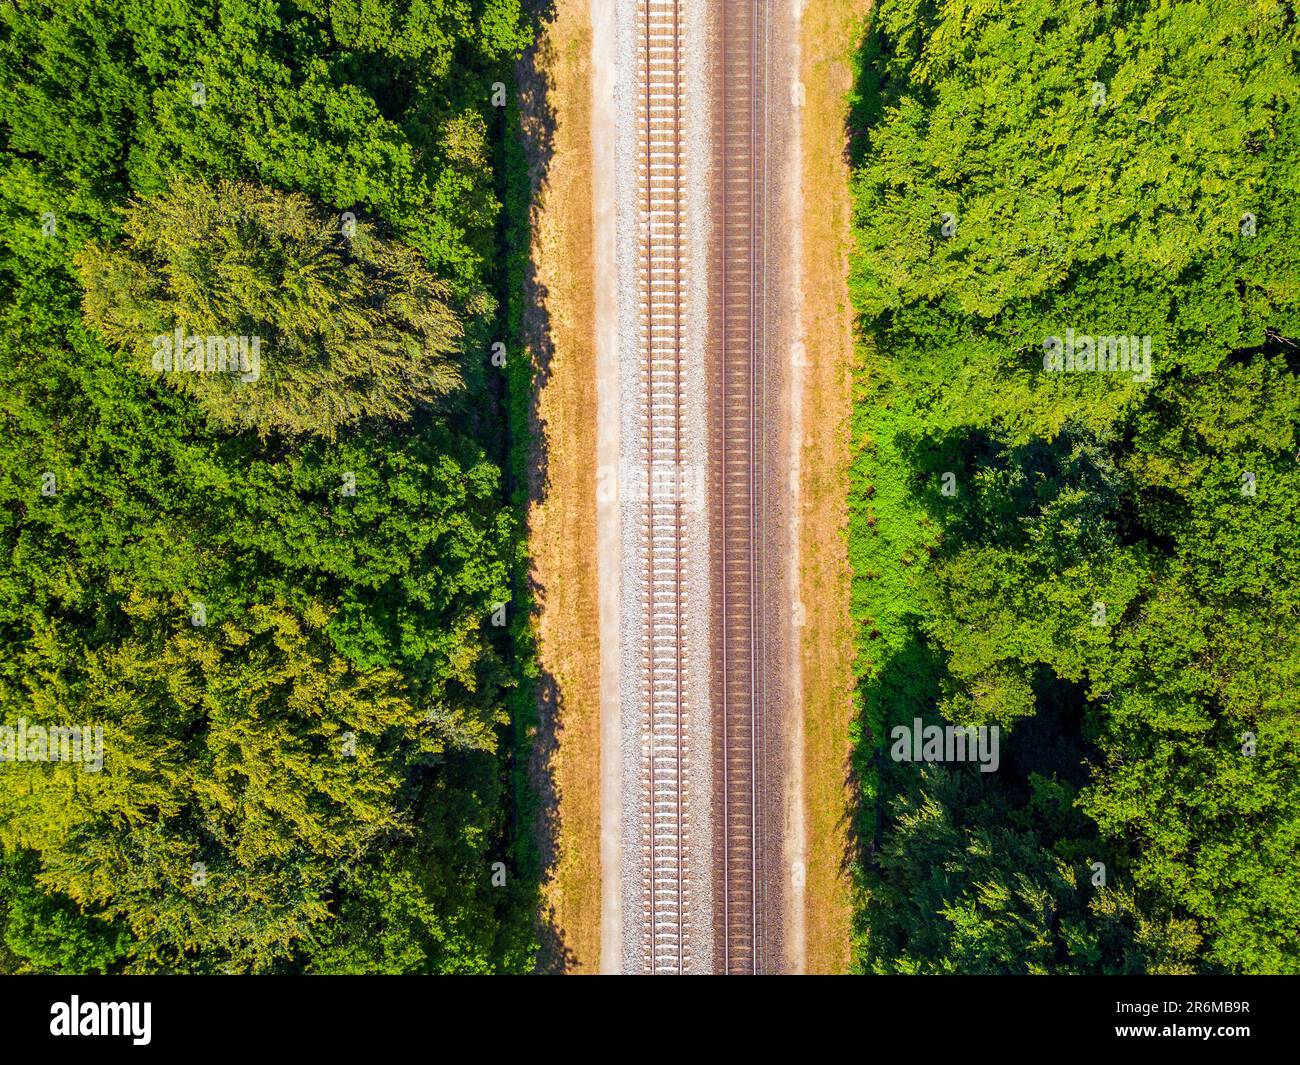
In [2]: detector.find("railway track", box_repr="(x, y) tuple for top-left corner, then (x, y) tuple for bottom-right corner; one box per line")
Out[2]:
(637, 0), (689, 976)
(633, 0), (771, 975)
(712, 0), (768, 975)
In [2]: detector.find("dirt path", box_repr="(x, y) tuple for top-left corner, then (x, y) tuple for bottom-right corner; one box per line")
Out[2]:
(521, 0), (603, 973)
(797, 0), (871, 974)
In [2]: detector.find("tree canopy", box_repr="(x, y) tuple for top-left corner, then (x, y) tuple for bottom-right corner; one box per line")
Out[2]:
(0, 0), (538, 973)
(77, 179), (466, 437)
(850, 0), (1300, 974)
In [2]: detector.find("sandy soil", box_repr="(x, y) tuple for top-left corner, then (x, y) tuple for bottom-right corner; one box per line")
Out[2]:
(797, 0), (872, 974)
(521, 0), (603, 973)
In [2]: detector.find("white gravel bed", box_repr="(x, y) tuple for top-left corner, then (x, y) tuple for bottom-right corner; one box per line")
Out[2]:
(616, 0), (714, 975)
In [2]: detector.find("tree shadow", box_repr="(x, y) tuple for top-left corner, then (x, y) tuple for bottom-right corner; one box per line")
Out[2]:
(845, 1), (926, 171)
(847, 627), (946, 966)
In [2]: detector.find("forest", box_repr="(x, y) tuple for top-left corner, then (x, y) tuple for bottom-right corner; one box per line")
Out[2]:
(0, 0), (539, 973)
(848, 0), (1300, 973)
(4, 0), (1297, 981)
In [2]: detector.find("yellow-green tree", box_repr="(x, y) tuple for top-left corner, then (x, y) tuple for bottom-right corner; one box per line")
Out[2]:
(0, 593), (434, 971)
(77, 179), (464, 437)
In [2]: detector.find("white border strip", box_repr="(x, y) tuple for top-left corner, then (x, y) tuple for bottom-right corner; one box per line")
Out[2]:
(592, 0), (624, 974)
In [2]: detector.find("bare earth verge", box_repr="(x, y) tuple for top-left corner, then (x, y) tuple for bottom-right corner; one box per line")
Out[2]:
(799, 0), (871, 975)
(524, 0), (866, 974)
(521, 0), (601, 973)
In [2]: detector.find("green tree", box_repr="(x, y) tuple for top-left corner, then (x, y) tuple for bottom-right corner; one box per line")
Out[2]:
(849, 0), (1300, 973)
(77, 179), (464, 437)
(0, 0), (538, 975)
(0, 852), (131, 974)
